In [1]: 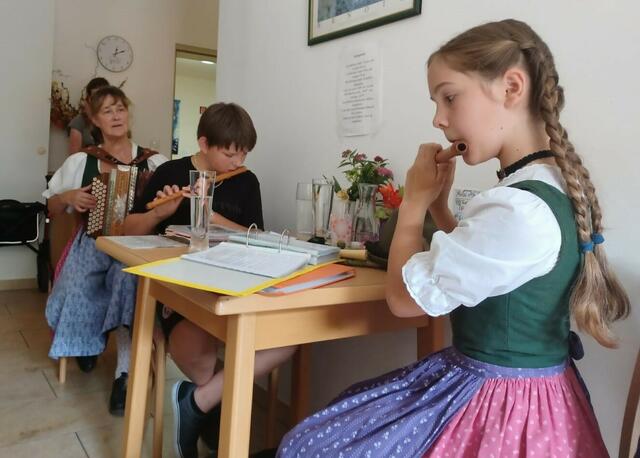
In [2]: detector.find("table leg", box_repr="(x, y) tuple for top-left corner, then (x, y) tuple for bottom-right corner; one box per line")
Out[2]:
(291, 343), (311, 424)
(218, 313), (257, 458)
(417, 316), (447, 359)
(122, 277), (156, 458)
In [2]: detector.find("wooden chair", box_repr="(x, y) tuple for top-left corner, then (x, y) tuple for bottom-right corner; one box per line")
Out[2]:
(48, 210), (82, 384)
(620, 347), (640, 458)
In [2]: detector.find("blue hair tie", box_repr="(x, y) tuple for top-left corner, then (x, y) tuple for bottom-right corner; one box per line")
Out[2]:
(580, 241), (594, 253)
(591, 233), (604, 244)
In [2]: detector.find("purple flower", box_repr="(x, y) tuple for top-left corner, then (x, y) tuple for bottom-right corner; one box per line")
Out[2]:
(374, 155), (384, 162)
(377, 166), (393, 179)
(354, 153), (367, 161)
(341, 149), (351, 158)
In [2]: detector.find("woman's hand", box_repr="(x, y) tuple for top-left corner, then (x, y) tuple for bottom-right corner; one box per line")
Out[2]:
(63, 185), (96, 213)
(403, 143), (455, 213)
(150, 185), (187, 220)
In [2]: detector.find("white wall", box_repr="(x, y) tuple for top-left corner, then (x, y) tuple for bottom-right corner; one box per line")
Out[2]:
(216, 0), (640, 453)
(0, 2), (54, 282)
(176, 0), (219, 51)
(47, 0), (179, 172)
(174, 63), (217, 157)
(48, 0), (219, 172)
(1, 0), (217, 283)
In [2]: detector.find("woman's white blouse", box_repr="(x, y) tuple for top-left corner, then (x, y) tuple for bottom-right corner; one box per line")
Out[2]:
(43, 143), (167, 203)
(402, 164), (569, 317)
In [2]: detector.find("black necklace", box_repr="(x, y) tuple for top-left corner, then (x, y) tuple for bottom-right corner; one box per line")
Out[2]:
(497, 150), (554, 180)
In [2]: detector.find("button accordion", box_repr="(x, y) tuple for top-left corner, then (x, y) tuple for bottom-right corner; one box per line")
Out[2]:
(83, 146), (157, 238)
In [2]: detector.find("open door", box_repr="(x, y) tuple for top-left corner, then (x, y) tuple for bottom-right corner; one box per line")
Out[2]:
(172, 45), (217, 158)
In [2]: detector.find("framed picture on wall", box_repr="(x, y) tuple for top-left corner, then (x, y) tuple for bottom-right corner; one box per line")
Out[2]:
(308, 0), (421, 45)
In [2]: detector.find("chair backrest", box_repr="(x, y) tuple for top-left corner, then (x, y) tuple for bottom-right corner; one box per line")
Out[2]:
(620, 347), (640, 458)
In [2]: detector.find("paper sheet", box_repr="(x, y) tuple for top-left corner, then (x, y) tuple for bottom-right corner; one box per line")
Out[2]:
(103, 235), (185, 249)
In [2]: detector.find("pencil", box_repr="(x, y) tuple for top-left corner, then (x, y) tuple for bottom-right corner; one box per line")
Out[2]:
(145, 167), (249, 210)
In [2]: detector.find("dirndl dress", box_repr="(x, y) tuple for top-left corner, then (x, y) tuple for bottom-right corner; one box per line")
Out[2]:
(45, 230), (137, 358)
(277, 347), (608, 458)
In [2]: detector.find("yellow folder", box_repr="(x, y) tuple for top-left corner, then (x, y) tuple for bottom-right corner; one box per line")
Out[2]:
(124, 257), (335, 297)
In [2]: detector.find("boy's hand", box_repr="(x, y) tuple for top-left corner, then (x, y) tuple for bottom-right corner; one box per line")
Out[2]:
(150, 185), (187, 220)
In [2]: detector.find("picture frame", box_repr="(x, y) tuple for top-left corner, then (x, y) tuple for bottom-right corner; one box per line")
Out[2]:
(308, 0), (421, 46)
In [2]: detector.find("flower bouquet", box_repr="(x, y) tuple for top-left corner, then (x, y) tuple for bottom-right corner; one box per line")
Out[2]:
(328, 150), (396, 245)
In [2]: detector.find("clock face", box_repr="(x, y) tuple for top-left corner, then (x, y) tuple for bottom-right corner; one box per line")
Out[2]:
(97, 35), (133, 72)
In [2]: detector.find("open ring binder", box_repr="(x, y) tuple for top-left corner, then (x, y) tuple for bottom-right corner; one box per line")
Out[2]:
(279, 229), (290, 252)
(245, 223), (259, 248)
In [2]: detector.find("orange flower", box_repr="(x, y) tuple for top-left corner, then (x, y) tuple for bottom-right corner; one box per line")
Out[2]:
(378, 182), (403, 209)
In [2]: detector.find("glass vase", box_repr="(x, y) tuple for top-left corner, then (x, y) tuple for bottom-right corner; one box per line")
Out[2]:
(353, 183), (379, 243)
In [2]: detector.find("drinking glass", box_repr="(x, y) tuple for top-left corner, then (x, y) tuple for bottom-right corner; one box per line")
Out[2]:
(295, 182), (313, 239)
(312, 178), (333, 239)
(189, 170), (215, 252)
(328, 197), (355, 246)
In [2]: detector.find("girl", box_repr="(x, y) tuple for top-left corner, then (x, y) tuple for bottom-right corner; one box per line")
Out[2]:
(277, 19), (629, 457)
(67, 77), (110, 154)
(125, 102), (297, 458)
(44, 86), (166, 416)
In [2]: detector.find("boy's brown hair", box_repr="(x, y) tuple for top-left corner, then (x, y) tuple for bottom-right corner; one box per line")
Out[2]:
(197, 102), (257, 152)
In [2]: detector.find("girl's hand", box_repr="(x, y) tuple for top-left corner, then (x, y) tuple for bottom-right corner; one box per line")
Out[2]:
(403, 143), (455, 212)
(151, 185), (187, 220)
(431, 149), (457, 213)
(64, 185), (96, 213)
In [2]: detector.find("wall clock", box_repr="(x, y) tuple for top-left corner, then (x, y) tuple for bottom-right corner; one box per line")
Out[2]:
(97, 35), (133, 72)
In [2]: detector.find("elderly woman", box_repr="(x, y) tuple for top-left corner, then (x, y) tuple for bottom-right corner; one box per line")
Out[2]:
(44, 86), (166, 415)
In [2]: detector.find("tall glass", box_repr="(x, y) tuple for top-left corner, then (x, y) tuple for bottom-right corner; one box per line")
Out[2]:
(295, 182), (313, 239)
(312, 178), (333, 239)
(189, 170), (215, 252)
(328, 197), (355, 247)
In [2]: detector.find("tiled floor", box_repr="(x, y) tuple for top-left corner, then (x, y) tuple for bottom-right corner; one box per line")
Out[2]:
(0, 289), (287, 457)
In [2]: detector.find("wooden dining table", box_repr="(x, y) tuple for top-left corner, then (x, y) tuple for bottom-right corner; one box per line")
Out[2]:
(95, 236), (445, 457)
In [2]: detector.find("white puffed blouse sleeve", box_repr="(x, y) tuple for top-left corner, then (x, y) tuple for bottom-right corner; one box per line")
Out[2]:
(147, 152), (168, 171)
(42, 153), (88, 199)
(401, 186), (562, 317)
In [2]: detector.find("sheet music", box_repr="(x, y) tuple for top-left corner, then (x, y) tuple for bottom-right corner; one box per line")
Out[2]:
(182, 242), (311, 278)
(104, 235), (185, 249)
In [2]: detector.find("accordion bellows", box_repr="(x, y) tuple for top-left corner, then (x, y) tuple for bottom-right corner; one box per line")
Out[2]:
(86, 166), (139, 237)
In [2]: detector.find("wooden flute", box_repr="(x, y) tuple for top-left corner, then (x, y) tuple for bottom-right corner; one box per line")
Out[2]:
(435, 142), (467, 163)
(145, 166), (249, 210)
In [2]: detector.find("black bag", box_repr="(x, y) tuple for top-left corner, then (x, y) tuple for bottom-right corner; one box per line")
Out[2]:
(0, 200), (46, 243)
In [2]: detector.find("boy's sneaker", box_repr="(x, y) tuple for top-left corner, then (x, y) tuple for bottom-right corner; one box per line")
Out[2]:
(172, 380), (206, 458)
(199, 403), (221, 452)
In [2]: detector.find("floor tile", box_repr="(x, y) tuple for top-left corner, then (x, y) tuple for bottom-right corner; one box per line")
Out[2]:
(0, 289), (47, 309)
(0, 392), (116, 448)
(0, 368), (55, 405)
(0, 330), (28, 351)
(20, 327), (54, 352)
(0, 346), (57, 376)
(5, 298), (47, 317)
(0, 313), (49, 335)
(0, 433), (87, 458)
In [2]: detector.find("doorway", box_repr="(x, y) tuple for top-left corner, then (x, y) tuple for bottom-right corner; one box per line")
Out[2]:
(172, 45), (217, 158)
